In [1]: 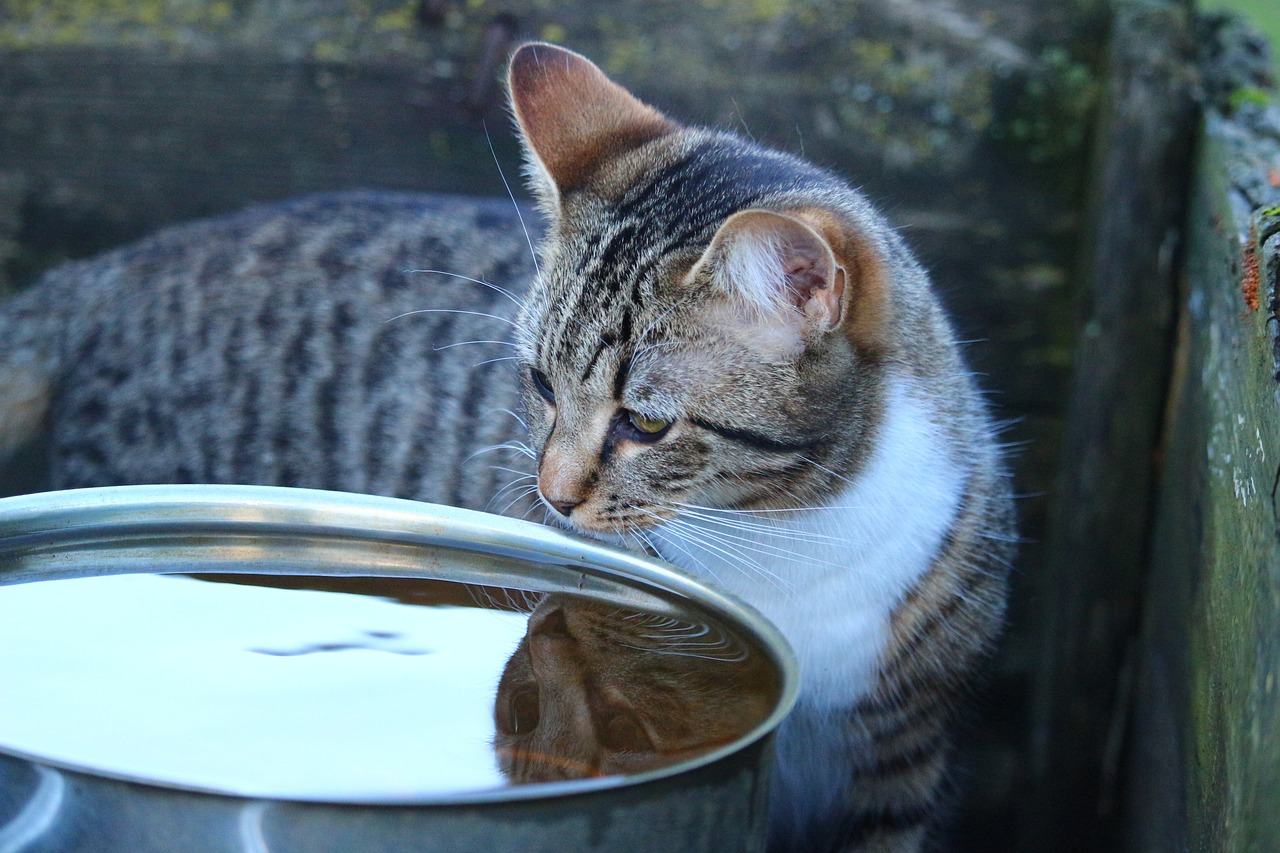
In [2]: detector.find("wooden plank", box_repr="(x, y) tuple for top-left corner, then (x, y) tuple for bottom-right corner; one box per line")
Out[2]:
(1025, 0), (1199, 847)
(1126, 54), (1280, 849)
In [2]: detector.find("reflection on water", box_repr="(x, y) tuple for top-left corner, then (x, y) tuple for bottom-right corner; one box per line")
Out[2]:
(494, 595), (779, 782)
(0, 573), (779, 801)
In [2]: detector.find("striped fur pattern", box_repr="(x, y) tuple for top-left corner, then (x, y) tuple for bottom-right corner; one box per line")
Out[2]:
(0, 192), (539, 512)
(0, 42), (1015, 853)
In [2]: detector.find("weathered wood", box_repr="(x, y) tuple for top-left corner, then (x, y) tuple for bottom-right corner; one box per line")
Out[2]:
(1026, 0), (1199, 848)
(1125, 19), (1280, 849)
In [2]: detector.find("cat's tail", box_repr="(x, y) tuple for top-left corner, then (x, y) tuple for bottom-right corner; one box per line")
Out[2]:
(0, 272), (68, 466)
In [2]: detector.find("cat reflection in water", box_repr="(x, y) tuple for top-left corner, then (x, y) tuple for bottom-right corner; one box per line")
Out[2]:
(493, 595), (779, 782)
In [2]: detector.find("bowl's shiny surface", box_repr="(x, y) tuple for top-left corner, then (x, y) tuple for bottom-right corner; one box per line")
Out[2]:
(0, 485), (797, 853)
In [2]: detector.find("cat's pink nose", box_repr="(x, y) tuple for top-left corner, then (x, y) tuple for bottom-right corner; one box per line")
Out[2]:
(545, 495), (581, 517)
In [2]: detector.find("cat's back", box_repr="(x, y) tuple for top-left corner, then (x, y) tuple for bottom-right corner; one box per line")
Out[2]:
(3, 191), (540, 507)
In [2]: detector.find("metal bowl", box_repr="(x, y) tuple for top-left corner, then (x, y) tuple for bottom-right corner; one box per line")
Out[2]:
(0, 485), (796, 853)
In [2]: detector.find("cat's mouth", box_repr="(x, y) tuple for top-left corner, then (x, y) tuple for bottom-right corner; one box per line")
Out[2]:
(537, 493), (673, 547)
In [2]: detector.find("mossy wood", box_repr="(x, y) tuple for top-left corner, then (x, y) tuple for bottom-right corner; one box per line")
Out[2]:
(1125, 102), (1280, 851)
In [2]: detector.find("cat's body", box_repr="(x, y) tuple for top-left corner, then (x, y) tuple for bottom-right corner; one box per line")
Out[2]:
(0, 191), (537, 510)
(0, 44), (1014, 853)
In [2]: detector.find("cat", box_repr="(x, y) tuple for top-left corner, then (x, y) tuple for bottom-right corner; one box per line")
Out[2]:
(493, 594), (779, 784)
(0, 42), (1015, 853)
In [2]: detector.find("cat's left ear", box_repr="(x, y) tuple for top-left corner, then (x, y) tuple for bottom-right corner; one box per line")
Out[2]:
(508, 42), (678, 205)
(693, 209), (847, 344)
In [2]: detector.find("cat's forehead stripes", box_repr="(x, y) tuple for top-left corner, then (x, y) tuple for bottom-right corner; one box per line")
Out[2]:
(536, 133), (837, 391)
(577, 136), (831, 289)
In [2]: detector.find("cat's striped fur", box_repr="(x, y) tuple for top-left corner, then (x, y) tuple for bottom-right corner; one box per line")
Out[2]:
(0, 43), (1014, 852)
(0, 192), (538, 510)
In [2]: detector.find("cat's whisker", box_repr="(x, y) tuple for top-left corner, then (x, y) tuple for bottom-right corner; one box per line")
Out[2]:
(617, 638), (749, 663)
(403, 268), (522, 306)
(484, 121), (542, 280)
(616, 613), (750, 662)
(383, 308), (517, 327)
(630, 340), (683, 361)
(473, 355), (524, 367)
(976, 528), (1025, 545)
(486, 480), (536, 511)
(671, 506), (860, 546)
(673, 499), (875, 516)
(488, 465), (534, 478)
(661, 516), (822, 582)
(797, 454), (858, 487)
(652, 638), (749, 661)
(465, 584), (499, 611)
(491, 472), (536, 493)
(718, 468), (888, 515)
(494, 484), (540, 516)
(638, 622), (712, 641)
(487, 478), (537, 506)
(633, 529), (666, 563)
(467, 584), (540, 616)
(652, 514), (794, 593)
(665, 506), (853, 553)
(432, 339), (519, 352)
(640, 524), (723, 586)
(667, 523), (825, 580)
(634, 292), (698, 348)
(466, 441), (535, 462)
(489, 408), (530, 429)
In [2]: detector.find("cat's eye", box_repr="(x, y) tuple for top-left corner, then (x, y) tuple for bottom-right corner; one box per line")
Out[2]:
(497, 685), (541, 735)
(597, 707), (653, 753)
(530, 367), (555, 403)
(624, 410), (671, 438)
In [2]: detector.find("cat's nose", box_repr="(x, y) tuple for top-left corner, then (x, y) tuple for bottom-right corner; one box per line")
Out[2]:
(545, 495), (581, 517)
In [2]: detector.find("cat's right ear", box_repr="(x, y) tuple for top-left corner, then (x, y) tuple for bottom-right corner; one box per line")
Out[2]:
(507, 42), (677, 206)
(692, 209), (846, 355)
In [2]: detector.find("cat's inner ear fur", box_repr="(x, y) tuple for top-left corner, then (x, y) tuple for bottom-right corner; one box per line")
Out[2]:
(507, 42), (678, 201)
(694, 209), (848, 347)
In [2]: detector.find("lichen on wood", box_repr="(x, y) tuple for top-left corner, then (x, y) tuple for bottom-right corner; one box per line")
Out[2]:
(1127, 20), (1280, 848)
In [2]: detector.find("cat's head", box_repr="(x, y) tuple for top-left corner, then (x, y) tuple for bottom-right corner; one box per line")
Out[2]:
(493, 594), (778, 782)
(507, 43), (908, 537)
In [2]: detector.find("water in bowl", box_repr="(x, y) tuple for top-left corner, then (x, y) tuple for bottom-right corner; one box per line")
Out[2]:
(0, 573), (780, 802)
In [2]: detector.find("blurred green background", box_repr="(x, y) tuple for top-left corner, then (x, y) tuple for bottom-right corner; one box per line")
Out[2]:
(1208, 0), (1280, 70)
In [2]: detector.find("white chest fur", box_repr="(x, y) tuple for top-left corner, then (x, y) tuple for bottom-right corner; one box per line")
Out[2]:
(654, 379), (965, 709)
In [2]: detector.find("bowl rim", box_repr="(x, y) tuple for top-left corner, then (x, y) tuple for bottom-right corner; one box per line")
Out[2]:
(0, 483), (799, 806)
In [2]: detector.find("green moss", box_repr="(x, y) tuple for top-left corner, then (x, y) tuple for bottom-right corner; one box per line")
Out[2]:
(0, 0), (438, 59)
(992, 45), (1099, 164)
(1229, 85), (1274, 111)
(372, 4), (417, 34)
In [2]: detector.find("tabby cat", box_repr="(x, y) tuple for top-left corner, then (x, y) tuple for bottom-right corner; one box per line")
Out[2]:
(0, 43), (1014, 852)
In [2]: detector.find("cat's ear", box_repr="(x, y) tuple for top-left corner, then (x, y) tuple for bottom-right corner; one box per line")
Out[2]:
(508, 42), (678, 204)
(694, 209), (847, 343)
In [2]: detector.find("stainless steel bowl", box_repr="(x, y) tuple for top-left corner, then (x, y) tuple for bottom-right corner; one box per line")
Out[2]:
(0, 485), (797, 853)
